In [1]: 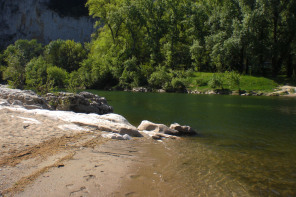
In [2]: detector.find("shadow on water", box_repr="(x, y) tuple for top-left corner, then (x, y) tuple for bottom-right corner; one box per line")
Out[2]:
(88, 90), (296, 196)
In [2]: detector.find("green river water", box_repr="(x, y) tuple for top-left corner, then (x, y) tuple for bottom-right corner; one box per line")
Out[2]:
(90, 91), (296, 196)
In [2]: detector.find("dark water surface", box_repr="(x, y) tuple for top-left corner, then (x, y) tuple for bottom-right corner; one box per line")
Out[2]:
(90, 90), (296, 196)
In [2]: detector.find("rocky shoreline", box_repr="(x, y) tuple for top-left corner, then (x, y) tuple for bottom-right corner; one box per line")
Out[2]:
(0, 85), (197, 140)
(0, 107), (186, 196)
(130, 86), (296, 96)
(0, 86), (198, 196)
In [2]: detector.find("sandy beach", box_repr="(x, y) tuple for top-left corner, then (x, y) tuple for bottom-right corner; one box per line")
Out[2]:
(0, 107), (187, 197)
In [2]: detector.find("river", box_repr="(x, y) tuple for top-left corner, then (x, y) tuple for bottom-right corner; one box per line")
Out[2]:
(89, 90), (296, 196)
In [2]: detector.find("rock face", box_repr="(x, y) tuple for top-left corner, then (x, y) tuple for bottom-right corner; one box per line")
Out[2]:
(45, 92), (113, 115)
(0, 0), (94, 49)
(138, 120), (197, 136)
(0, 85), (50, 109)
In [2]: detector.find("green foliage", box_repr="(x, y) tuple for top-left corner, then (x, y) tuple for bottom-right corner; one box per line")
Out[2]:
(2, 40), (43, 89)
(0, 52), (5, 83)
(47, 66), (69, 88)
(148, 67), (172, 90)
(225, 71), (241, 90)
(171, 78), (186, 92)
(239, 76), (278, 92)
(119, 57), (141, 89)
(76, 58), (95, 88)
(25, 57), (53, 94)
(188, 72), (278, 92)
(67, 71), (82, 93)
(190, 40), (205, 71)
(2, 0), (295, 92)
(44, 40), (87, 73)
(86, 0), (296, 81)
(208, 73), (224, 89)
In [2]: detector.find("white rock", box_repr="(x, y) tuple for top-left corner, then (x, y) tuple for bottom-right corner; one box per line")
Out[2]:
(0, 106), (142, 137)
(123, 134), (132, 140)
(58, 124), (90, 131)
(17, 116), (41, 125)
(138, 120), (178, 135)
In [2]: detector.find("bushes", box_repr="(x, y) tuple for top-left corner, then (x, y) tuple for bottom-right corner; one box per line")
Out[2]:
(0, 39), (88, 92)
(207, 71), (241, 90)
(25, 57), (69, 93)
(0, 39), (248, 93)
(119, 57), (141, 89)
(2, 39), (43, 89)
(67, 71), (82, 92)
(44, 39), (87, 73)
(25, 57), (52, 93)
(0, 52), (5, 83)
(225, 71), (241, 90)
(171, 78), (186, 92)
(148, 67), (173, 90)
(47, 66), (69, 88)
(208, 73), (224, 89)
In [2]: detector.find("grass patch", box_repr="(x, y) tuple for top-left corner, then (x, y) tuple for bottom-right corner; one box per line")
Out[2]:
(187, 72), (279, 93)
(239, 76), (278, 92)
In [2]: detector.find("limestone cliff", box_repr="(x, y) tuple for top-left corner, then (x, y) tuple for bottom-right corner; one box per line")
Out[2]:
(0, 0), (95, 49)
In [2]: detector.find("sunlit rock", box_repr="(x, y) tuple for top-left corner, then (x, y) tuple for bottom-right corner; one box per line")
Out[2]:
(45, 91), (113, 115)
(137, 120), (179, 135)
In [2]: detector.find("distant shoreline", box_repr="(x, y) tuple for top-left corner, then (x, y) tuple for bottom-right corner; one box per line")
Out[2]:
(90, 85), (296, 97)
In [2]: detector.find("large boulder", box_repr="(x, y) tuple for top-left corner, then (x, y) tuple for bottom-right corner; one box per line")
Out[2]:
(45, 91), (113, 114)
(169, 123), (197, 136)
(138, 120), (197, 136)
(0, 86), (50, 109)
(137, 120), (179, 135)
(0, 86), (113, 115)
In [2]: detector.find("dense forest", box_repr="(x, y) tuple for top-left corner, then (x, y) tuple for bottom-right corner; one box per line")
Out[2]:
(0, 0), (295, 93)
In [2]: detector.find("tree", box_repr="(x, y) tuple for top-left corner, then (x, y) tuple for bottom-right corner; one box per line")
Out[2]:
(44, 40), (87, 72)
(2, 40), (43, 89)
(84, 0), (296, 90)
(25, 57), (53, 93)
(86, 0), (124, 43)
(47, 66), (69, 88)
(208, 73), (224, 89)
(148, 66), (172, 90)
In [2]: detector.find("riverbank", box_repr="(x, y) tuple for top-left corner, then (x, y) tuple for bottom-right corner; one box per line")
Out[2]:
(0, 107), (182, 196)
(119, 72), (296, 97)
(0, 87), (198, 196)
(128, 85), (296, 97)
(1, 86), (296, 196)
(0, 106), (255, 197)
